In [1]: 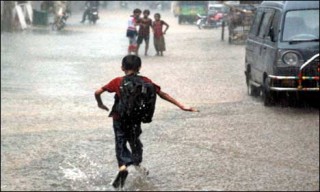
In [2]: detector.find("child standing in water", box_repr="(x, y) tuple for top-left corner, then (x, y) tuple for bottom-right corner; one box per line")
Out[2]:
(136, 9), (153, 56)
(152, 13), (169, 56)
(126, 8), (142, 55)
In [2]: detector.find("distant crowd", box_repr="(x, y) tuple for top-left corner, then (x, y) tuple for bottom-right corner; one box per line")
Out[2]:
(126, 8), (169, 56)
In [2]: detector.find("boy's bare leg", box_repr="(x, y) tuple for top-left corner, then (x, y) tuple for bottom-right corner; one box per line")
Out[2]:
(144, 45), (148, 56)
(128, 38), (131, 55)
(160, 51), (163, 56)
(145, 41), (149, 56)
(136, 44), (140, 56)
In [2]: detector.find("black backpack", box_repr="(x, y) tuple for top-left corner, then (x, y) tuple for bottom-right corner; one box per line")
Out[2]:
(117, 75), (157, 123)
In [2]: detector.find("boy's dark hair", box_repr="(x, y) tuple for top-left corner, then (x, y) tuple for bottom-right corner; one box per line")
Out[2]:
(133, 8), (142, 14)
(122, 55), (141, 72)
(143, 9), (150, 15)
(154, 13), (161, 18)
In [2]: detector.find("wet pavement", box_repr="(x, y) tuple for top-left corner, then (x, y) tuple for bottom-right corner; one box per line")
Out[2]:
(1, 8), (319, 191)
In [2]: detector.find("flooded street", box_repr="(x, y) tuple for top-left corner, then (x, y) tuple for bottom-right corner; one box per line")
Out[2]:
(1, 7), (319, 191)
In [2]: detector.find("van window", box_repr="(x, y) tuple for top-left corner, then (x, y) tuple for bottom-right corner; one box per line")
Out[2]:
(282, 9), (319, 41)
(267, 10), (281, 42)
(249, 9), (264, 36)
(258, 10), (274, 38)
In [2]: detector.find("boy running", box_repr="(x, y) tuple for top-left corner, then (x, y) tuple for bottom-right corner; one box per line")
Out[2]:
(152, 13), (169, 56)
(94, 55), (198, 189)
(137, 9), (153, 56)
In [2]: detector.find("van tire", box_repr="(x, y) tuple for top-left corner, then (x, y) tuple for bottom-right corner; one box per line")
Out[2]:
(262, 77), (275, 106)
(246, 71), (260, 97)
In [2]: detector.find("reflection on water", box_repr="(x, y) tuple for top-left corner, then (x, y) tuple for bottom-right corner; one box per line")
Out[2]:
(1, 11), (131, 191)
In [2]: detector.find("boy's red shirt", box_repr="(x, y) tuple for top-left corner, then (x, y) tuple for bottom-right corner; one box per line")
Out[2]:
(102, 76), (161, 96)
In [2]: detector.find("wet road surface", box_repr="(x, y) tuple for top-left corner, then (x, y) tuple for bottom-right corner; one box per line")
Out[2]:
(1, 8), (319, 191)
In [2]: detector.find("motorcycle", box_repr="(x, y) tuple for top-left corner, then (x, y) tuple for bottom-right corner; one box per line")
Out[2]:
(120, 1), (128, 9)
(52, 7), (69, 31)
(88, 6), (99, 24)
(196, 13), (207, 29)
(196, 12), (223, 29)
(149, 1), (162, 10)
(212, 12), (224, 27)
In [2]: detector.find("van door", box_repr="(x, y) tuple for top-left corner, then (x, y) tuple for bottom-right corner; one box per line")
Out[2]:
(261, 9), (280, 76)
(254, 8), (275, 83)
(246, 8), (264, 82)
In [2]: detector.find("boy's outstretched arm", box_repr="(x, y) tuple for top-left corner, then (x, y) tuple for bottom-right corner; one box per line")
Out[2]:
(157, 90), (198, 112)
(94, 88), (109, 111)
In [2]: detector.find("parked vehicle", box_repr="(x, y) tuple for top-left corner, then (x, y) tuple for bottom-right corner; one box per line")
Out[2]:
(196, 12), (222, 29)
(173, 1), (208, 24)
(196, 13), (207, 29)
(88, 6), (99, 24)
(208, 3), (229, 24)
(208, 3), (229, 15)
(244, 1), (319, 106)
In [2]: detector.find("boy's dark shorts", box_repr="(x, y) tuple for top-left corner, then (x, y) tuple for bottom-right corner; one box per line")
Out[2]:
(126, 30), (137, 38)
(137, 35), (150, 45)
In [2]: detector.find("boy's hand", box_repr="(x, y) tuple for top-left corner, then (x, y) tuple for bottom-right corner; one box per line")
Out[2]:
(98, 103), (109, 111)
(181, 106), (199, 112)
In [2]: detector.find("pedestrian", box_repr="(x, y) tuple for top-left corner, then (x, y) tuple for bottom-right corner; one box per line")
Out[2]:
(52, 1), (67, 24)
(152, 13), (169, 56)
(80, 1), (99, 23)
(136, 9), (153, 56)
(94, 55), (198, 189)
(126, 8), (141, 55)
